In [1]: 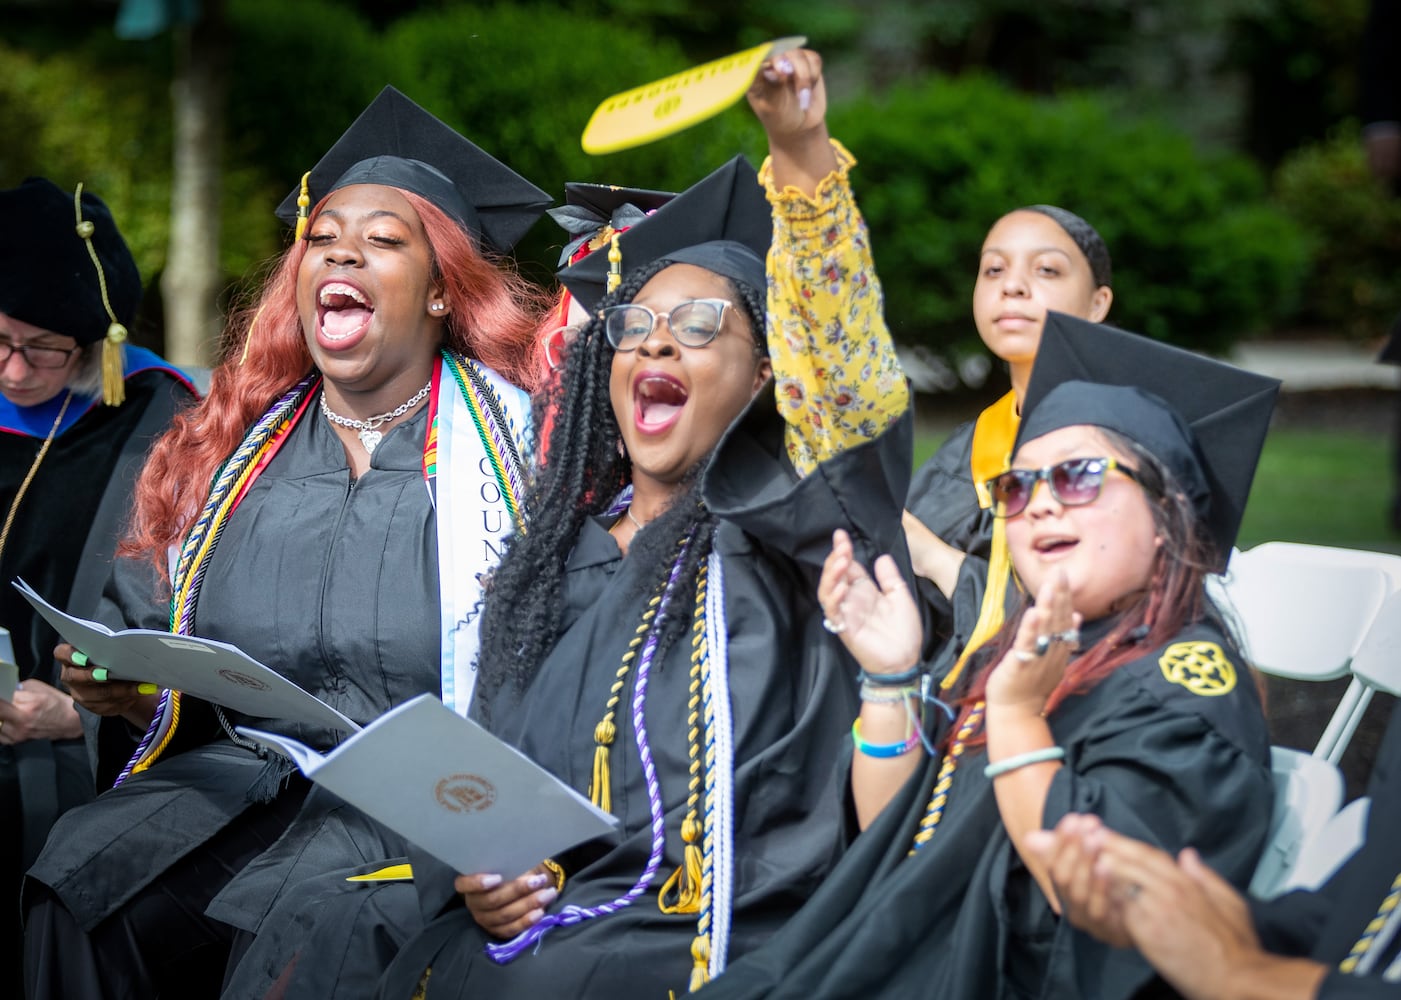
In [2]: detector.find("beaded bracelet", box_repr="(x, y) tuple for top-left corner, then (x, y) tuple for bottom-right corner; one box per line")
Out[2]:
(856, 664), (922, 688)
(851, 718), (921, 758)
(982, 746), (1065, 779)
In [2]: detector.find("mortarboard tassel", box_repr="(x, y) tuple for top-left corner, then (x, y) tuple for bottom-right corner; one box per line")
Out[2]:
(294, 171), (312, 242)
(73, 183), (128, 406)
(606, 231), (623, 293)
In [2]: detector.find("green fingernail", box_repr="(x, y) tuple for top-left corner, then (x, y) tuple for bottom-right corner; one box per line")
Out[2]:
(137, 683), (159, 695)
(71, 650), (88, 667)
(91, 667), (108, 682)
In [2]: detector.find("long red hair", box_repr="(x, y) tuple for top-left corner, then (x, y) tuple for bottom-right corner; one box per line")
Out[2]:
(947, 430), (1222, 748)
(122, 189), (549, 579)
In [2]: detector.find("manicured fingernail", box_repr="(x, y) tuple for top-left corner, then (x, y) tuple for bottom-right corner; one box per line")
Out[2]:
(777, 57), (793, 74)
(762, 66), (782, 83)
(478, 874), (502, 889)
(798, 88), (811, 112)
(71, 651), (88, 667)
(137, 683), (159, 695)
(535, 887), (558, 906)
(526, 873), (550, 890)
(525, 908), (544, 925)
(91, 667), (108, 682)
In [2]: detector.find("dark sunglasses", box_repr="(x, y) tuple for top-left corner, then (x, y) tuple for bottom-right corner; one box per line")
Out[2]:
(601, 298), (731, 351)
(987, 456), (1145, 518)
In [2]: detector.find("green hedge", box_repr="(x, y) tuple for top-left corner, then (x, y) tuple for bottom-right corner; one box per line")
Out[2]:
(829, 75), (1309, 358)
(1273, 124), (1401, 341)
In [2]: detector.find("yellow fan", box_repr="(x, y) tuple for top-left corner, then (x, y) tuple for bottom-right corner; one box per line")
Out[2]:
(582, 36), (807, 154)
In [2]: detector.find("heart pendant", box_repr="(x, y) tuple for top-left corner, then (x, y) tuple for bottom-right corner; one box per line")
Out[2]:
(359, 429), (383, 455)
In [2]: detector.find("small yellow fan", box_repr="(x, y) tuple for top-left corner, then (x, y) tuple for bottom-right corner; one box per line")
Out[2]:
(582, 36), (807, 154)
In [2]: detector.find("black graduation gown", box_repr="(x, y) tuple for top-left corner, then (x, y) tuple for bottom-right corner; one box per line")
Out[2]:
(26, 405), (440, 934)
(695, 621), (1274, 1000)
(905, 421), (997, 671)
(1250, 702), (1401, 996)
(369, 391), (913, 1000)
(0, 369), (193, 992)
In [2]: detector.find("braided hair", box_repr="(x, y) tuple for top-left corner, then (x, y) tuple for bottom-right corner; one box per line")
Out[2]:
(475, 257), (769, 709)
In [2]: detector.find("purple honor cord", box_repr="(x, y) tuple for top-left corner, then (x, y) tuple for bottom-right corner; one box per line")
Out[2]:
(486, 527), (687, 963)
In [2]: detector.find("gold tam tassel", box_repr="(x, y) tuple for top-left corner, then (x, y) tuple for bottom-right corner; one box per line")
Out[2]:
(294, 171), (312, 242)
(73, 183), (127, 405)
(606, 232), (623, 293)
(590, 719), (616, 812)
(688, 934), (711, 992)
(659, 817), (703, 914)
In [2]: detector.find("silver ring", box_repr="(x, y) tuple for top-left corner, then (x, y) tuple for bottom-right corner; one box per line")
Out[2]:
(1123, 882), (1142, 902)
(822, 617), (847, 635)
(1053, 628), (1080, 646)
(1014, 649), (1036, 662)
(1034, 634), (1051, 657)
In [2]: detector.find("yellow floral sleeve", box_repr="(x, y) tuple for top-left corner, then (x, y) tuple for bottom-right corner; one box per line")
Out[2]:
(761, 139), (909, 478)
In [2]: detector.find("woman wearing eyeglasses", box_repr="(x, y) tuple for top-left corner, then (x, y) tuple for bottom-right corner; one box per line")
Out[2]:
(695, 319), (1277, 999)
(0, 177), (195, 996)
(333, 48), (915, 1000)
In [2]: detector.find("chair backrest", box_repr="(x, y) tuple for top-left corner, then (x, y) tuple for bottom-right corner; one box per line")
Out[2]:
(1280, 796), (1370, 894)
(1210, 542), (1393, 682)
(1249, 745), (1345, 900)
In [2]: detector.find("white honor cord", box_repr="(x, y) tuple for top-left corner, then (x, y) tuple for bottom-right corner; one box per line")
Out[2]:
(706, 550), (735, 978)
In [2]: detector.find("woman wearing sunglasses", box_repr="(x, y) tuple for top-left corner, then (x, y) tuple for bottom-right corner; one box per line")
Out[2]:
(696, 319), (1277, 999)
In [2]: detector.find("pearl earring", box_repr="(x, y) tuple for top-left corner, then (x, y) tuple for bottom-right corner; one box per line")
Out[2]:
(431, 303), (445, 312)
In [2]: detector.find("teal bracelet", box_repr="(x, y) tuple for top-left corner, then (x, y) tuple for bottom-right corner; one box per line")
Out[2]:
(983, 746), (1065, 779)
(851, 718), (920, 758)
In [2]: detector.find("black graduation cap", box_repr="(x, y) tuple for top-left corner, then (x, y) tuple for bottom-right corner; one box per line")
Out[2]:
(556, 155), (772, 313)
(1017, 311), (1280, 570)
(548, 183), (676, 268)
(274, 86), (552, 254)
(0, 177), (142, 346)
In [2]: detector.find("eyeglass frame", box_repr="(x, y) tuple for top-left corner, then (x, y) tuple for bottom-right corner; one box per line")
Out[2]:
(0, 338), (81, 370)
(986, 456), (1147, 518)
(600, 298), (733, 352)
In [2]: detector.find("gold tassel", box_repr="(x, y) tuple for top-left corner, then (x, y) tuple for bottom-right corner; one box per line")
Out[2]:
(590, 719), (616, 812)
(606, 232), (623, 293)
(688, 934), (711, 992)
(101, 323), (127, 406)
(659, 817), (703, 914)
(294, 171), (312, 242)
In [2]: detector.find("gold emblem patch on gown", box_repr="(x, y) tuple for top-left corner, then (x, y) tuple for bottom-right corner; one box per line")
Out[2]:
(1158, 641), (1237, 696)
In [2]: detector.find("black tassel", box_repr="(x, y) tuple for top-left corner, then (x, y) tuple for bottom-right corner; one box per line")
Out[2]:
(245, 754), (298, 804)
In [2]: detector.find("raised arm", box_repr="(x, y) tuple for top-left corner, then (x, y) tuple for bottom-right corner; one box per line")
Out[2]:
(746, 48), (908, 477)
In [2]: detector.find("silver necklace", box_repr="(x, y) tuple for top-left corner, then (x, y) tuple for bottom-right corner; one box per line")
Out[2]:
(319, 380), (431, 455)
(626, 506), (646, 530)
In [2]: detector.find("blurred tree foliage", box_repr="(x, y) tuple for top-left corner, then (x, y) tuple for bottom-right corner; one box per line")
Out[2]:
(0, 0), (1380, 354)
(829, 75), (1308, 357)
(1274, 123), (1401, 341)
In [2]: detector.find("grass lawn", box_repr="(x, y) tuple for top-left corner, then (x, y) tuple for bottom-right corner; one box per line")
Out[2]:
(913, 423), (1401, 555)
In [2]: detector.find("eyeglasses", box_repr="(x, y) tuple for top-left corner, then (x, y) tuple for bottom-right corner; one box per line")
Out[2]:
(601, 298), (731, 351)
(0, 339), (80, 370)
(987, 457), (1145, 518)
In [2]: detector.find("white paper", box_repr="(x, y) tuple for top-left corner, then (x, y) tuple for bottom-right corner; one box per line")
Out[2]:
(14, 578), (358, 733)
(238, 694), (618, 878)
(0, 628), (15, 701)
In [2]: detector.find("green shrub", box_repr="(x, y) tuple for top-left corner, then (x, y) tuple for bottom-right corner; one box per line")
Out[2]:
(829, 75), (1309, 359)
(1273, 124), (1401, 341)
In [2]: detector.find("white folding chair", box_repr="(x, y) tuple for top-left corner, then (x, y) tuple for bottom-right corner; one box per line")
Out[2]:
(1280, 795), (1370, 894)
(1249, 746), (1345, 900)
(1209, 542), (1393, 683)
(1314, 588), (1401, 764)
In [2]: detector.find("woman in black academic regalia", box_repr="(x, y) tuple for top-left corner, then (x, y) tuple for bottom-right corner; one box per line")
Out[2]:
(359, 48), (915, 999)
(696, 318), (1280, 999)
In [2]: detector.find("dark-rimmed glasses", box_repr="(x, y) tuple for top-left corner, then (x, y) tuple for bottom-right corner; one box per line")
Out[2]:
(987, 457), (1145, 518)
(602, 298), (731, 351)
(0, 339), (80, 370)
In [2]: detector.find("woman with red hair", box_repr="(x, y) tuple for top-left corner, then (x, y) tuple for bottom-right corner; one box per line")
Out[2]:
(22, 87), (551, 1000)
